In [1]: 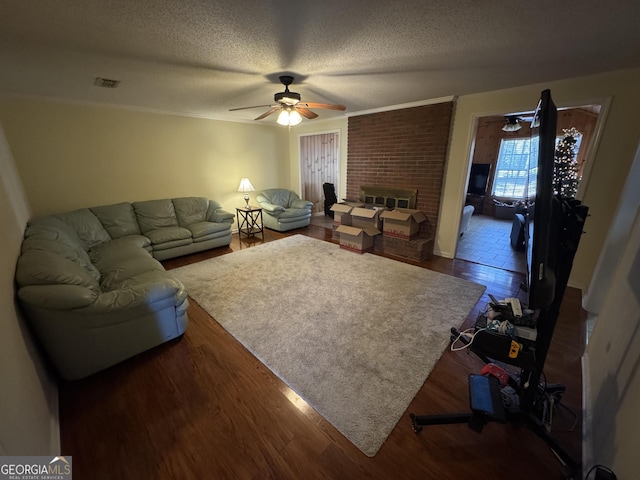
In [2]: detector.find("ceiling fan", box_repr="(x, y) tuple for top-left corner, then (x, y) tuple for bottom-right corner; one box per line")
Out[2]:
(229, 75), (346, 125)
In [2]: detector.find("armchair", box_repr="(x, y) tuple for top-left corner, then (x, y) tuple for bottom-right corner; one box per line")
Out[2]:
(256, 188), (313, 232)
(459, 205), (475, 237)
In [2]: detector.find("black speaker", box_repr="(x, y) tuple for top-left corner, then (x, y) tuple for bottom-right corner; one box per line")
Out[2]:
(323, 183), (337, 217)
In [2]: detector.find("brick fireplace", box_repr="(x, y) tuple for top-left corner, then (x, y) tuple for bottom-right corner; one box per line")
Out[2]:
(346, 101), (454, 241)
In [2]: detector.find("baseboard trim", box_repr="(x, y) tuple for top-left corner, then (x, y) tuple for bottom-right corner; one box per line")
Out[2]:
(50, 383), (60, 454)
(581, 352), (592, 477)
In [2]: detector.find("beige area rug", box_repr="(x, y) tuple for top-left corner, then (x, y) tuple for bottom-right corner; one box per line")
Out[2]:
(171, 235), (486, 456)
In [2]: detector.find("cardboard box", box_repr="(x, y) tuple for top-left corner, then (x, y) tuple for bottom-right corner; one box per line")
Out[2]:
(330, 203), (354, 226)
(336, 225), (380, 253)
(350, 207), (384, 230)
(380, 208), (427, 239)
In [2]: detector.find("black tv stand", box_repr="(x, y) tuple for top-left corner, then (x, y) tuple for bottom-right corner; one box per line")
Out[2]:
(410, 197), (588, 479)
(409, 325), (579, 476)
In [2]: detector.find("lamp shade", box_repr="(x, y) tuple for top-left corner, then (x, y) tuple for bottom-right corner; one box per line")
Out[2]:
(237, 178), (255, 193)
(277, 110), (290, 126)
(289, 110), (302, 125)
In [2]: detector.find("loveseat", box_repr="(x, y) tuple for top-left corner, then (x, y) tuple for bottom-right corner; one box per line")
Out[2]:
(256, 188), (313, 232)
(15, 197), (234, 380)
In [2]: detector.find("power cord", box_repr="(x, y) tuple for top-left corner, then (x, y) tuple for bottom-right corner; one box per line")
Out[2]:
(585, 464), (617, 480)
(450, 327), (486, 352)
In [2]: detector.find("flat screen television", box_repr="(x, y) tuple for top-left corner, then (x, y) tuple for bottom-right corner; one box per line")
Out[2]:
(467, 163), (491, 195)
(524, 89), (559, 310)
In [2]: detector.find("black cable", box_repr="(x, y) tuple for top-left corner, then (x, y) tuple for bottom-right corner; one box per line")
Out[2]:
(585, 464), (616, 479)
(552, 402), (578, 432)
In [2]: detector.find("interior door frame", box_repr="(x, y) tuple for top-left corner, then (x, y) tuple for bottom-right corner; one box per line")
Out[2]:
(454, 97), (611, 259)
(298, 129), (341, 214)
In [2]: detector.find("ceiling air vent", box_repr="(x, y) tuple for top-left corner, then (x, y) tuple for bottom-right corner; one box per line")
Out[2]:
(94, 77), (120, 88)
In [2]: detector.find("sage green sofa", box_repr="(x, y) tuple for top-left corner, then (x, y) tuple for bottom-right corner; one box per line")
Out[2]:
(15, 197), (234, 380)
(256, 189), (313, 232)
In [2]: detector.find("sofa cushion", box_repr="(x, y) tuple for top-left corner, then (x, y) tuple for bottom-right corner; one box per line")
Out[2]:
(151, 237), (193, 251)
(56, 208), (112, 249)
(90, 235), (151, 256)
(145, 226), (192, 245)
(192, 231), (232, 243)
(90, 243), (154, 270)
(278, 208), (311, 220)
(99, 255), (165, 292)
(172, 197), (208, 227)
(188, 221), (230, 239)
(133, 199), (179, 233)
(91, 203), (141, 238)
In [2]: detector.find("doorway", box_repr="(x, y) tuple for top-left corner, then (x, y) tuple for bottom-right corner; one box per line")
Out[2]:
(456, 105), (603, 273)
(299, 131), (340, 216)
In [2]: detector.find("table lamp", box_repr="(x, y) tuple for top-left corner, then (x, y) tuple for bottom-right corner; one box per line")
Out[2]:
(237, 178), (255, 209)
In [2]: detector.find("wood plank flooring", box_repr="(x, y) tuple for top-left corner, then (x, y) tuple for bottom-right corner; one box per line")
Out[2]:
(59, 224), (585, 479)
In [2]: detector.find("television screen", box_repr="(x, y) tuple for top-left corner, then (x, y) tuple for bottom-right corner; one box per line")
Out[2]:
(525, 89), (558, 310)
(467, 163), (491, 195)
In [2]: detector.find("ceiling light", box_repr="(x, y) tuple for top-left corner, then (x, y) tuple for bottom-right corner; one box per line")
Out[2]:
(277, 109), (302, 127)
(502, 116), (522, 132)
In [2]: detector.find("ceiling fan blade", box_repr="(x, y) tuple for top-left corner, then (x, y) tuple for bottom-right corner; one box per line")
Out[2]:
(255, 107), (281, 121)
(229, 104), (274, 111)
(297, 107), (319, 119)
(300, 102), (346, 111)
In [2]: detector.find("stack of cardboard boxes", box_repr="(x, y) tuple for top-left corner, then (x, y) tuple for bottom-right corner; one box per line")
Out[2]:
(330, 203), (433, 260)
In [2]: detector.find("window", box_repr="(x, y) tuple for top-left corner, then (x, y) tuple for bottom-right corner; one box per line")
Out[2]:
(492, 137), (538, 199)
(492, 135), (583, 200)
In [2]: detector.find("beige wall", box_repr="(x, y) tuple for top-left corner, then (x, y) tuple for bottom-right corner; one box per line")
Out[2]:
(3, 68), (640, 291)
(440, 68), (640, 290)
(0, 98), (290, 217)
(584, 168), (640, 477)
(0, 121), (58, 455)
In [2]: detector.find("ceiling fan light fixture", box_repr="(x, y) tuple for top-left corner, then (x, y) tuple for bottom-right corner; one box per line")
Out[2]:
(289, 110), (302, 125)
(230, 75), (345, 123)
(277, 109), (302, 126)
(502, 116), (522, 132)
(277, 110), (290, 126)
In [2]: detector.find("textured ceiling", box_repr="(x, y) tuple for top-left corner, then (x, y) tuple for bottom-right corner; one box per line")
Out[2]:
(1, 0), (639, 124)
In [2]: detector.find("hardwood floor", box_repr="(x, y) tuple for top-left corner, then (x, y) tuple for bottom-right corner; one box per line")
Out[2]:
(59, 224), (585, 479)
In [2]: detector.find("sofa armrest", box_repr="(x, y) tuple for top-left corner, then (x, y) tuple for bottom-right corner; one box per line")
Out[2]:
(20, 276), (185, 315)
(291, 198), (313, 209)
(258, 201), (285, 214)
(18, 284), (99, 310)
(85, 276), (186, 314)
(209, 209), (234, 224)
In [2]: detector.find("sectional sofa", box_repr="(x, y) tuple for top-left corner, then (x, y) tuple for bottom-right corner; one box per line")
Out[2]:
(15, 197), (234, 380)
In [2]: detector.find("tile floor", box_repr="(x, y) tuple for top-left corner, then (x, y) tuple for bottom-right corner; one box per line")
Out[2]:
(456, 214), (527, 273)
(311, 213), (526, 274)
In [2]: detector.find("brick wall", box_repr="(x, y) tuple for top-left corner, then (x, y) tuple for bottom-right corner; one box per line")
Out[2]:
(346, 101), (453, 237)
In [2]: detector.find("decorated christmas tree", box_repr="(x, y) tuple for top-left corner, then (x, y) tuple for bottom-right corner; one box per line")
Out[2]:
(553, 127), (582, 198)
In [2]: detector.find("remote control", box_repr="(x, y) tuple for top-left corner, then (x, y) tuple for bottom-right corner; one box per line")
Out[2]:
(506, 298), (523, 317)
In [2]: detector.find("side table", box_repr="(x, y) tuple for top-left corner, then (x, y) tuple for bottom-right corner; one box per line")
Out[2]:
(236, 206), (264, 238)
